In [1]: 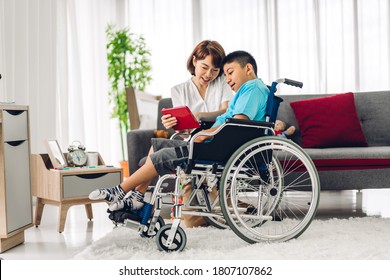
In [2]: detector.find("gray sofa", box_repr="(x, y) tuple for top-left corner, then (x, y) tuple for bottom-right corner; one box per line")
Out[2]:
(127, 98), (174, 185)
(127, 91), (390, 191)
(277, 91), (390, 190)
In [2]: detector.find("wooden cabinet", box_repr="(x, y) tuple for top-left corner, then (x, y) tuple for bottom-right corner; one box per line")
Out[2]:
(0, 105), (33, 253)
(31, 153), (122, 233)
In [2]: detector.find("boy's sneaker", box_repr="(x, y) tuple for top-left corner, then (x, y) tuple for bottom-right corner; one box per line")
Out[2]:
(108, 190), (145, 212)
(88, 185), (125, 203)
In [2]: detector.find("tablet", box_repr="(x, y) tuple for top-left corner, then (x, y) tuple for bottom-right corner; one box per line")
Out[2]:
(161, 106), (200, 130)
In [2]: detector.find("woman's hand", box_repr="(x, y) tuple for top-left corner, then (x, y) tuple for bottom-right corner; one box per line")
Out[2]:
(161, 114), (177, 130)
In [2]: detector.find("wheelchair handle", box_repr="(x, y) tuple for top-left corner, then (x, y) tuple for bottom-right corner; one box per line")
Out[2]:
(276, 78), (303, 88)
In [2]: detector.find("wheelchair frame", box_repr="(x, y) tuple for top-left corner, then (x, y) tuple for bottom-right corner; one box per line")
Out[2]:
(111, 78), (320, 252)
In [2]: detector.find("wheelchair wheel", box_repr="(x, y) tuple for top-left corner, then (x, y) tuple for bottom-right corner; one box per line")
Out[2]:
(156, 224), (187, 252)
(219, 136), (320, 243)
(140, 216), (165, 238)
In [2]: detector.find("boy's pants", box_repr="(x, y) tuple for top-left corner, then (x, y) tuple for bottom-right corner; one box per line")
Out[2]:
(150, 138), (219, 227)
(150, 138), (190, 176)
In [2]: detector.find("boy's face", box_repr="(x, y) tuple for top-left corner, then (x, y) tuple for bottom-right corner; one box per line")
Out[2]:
(223, 61), (253, 92)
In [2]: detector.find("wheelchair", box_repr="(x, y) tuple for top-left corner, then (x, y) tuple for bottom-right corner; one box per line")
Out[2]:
(109, 78), (321, 252)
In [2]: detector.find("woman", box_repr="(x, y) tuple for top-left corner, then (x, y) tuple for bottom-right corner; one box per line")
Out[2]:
(161, 40), (233, 227)
(161, 40), (233, 130)
(90, 41), (233, 228)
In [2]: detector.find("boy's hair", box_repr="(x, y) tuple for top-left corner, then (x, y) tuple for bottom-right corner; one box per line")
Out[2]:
(222, 50), (258, 76)
(187, 40), (226, 77)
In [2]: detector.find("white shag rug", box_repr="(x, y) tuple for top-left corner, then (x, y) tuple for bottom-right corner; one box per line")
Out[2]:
(73, 217), (390, 260)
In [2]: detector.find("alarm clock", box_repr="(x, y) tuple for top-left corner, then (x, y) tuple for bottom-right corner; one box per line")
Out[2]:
(67, 140), (87, 167)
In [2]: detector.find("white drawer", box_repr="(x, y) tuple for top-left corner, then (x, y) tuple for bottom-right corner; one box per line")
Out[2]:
(2, 110), (28, 141)
(62, 172), (121, 198)
(4, 140), (32, 233)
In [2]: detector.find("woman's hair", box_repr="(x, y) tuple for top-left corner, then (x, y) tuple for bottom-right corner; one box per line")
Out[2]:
(186, 40), (225, 77)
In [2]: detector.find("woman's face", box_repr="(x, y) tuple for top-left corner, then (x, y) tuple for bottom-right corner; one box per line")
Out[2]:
(193, 55), (220, 86)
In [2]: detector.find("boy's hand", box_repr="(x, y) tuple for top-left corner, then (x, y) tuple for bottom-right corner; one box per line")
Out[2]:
(194, 127), (218, 143)
(194, 135), (210, 143)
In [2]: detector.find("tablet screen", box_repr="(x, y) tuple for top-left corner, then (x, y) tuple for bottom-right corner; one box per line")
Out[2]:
(161, 106), (200, 130)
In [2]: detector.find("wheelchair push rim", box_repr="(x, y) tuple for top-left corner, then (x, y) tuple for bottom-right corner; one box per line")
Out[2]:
(219, 136), (320, 243)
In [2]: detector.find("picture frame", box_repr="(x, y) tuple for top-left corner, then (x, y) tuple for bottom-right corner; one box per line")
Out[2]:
(44, 139), (68, 168)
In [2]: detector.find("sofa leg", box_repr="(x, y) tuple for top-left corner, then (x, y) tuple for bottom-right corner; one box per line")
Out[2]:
(356, 190), (363, 213)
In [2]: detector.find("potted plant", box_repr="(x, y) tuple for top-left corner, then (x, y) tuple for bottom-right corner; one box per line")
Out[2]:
(106, 23), (152, 176)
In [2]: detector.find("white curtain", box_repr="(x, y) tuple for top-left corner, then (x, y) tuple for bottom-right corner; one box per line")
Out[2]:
(196, 0), (390, 94)
(124, 0), (195, 97)
(0, 0), (5, 99)
(56, 0), (123, 165)
(123, 0), (390, 96)
(0, 0), (59, 156)
(1, 0), (389, 165)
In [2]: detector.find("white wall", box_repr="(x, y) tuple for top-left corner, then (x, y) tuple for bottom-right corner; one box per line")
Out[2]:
(0, 0), (57, 154)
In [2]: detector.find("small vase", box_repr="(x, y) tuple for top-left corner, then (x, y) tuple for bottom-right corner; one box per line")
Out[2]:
(119, 161), (130, 178)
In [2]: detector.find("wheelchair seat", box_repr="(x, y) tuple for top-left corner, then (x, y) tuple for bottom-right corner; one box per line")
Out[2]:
(190, 119), (274, 166)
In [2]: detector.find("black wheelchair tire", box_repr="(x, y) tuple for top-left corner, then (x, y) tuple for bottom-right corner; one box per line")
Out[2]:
(156, 224), (187, 252)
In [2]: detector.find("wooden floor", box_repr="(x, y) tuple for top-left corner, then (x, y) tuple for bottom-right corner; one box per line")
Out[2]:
(1, 189), (389, 260)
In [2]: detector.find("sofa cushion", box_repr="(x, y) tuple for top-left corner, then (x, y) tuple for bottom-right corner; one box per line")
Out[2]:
(157, 98), (174, 131)
(352, 91), (390, 147)
(290, 92), (368, 148)
(305, 146), (390, 170)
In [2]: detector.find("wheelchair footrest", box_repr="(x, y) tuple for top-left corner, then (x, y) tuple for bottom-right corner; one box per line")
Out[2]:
(107, 203), (154, 225)
(108, 209), (142, 224)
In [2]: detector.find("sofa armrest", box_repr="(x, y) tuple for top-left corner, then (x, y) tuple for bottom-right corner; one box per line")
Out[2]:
(127, 129), (155, 174)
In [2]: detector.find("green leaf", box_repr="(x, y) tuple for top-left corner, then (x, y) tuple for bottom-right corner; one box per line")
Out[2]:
(106, 23), (152, 160)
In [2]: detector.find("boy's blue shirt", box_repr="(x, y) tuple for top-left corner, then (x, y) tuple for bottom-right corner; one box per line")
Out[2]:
(212, 78), (269, 127)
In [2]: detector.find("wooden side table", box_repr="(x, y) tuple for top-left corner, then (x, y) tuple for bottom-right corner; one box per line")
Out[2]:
(31, 153), (122, 233)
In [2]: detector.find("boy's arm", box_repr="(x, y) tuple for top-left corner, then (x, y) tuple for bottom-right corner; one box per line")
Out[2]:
(194, 114), (249, 143)
(193, 101), (229, 122)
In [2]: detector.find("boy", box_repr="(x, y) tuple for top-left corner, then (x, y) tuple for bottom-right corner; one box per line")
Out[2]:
(89, 50), (270, 213)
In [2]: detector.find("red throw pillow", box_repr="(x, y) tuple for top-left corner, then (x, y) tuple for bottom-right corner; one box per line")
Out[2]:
(290, 92), (368, 148)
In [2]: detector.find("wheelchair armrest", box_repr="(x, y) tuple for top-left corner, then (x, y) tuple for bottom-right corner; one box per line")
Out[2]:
(200, 120), (214, 129)
(188, 119), (276, 164)
(170, 120), (215, 141)
(225, 118), (274, 128)
(170, 121), (209, 139)
(189, 120), (214, 136)
(189, 119), (275, 149)
(170, 131), (191, 140)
